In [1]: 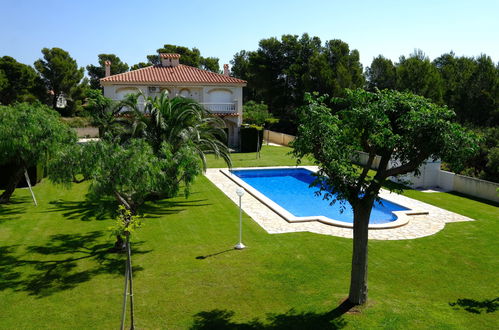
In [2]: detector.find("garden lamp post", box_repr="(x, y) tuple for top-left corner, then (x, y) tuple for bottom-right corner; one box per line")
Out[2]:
(234, 187), (246, 250)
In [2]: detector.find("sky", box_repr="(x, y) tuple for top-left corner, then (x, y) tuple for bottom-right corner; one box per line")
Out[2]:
(1, 0), (498, 72)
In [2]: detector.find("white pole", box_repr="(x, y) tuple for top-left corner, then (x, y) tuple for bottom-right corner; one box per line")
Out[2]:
(239, 195), (242, 243)
(235, 187), (246, 249)
(24, 170), (37, 206)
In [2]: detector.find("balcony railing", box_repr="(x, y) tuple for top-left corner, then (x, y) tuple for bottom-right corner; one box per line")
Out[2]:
(201, 103), (236, 113)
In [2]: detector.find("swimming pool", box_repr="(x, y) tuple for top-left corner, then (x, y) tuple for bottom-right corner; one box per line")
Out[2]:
(229, 168), (410, 228)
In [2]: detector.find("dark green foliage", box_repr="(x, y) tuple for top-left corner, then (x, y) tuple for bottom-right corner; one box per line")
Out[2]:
(240, 126), (264, 153)
(83, 89), (135, 138)
(49, 139), (180, 211)
(231, 34), (364, 133)
(365, 55), (397, 91)
(396, 49), (444, 103)
(0, 102), (76, 202)
(34, 47), (87, 116)
(144, 44), (220, 72)
(86, 54), (129, 90)
(448, 127), (499, 182)
(130, 62), (151, 71)
(0, 56), (47, 105)
(433, 52), (499, 126)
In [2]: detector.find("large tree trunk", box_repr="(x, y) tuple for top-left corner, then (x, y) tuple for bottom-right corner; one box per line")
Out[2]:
(348, 200), (374, 305)
(0, 165), (24, 204)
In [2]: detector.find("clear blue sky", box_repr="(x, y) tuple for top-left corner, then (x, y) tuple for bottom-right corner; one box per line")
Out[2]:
(1, 0), (498, 71)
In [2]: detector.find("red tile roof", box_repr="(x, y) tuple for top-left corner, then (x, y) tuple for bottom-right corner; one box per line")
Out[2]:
(100, 64), (246, 85)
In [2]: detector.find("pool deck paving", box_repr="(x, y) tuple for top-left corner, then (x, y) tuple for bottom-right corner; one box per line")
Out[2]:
(205, 167), (474, 240)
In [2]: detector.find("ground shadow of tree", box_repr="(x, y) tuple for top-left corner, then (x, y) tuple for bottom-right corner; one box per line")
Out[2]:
(46, 197), (212, 221)
(190, 300), (353, 329)
(0, 196), (29, 223)
(45, 198), (117, 221)
(140, 198), (212, 219)
(0, 231), (151, 297)
(449, 298), (498, 314)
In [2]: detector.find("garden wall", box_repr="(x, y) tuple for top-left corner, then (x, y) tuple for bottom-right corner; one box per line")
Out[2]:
(263, 130), (295, 146)
(356, 152), (499, 203)
(74, 127), (99, 138)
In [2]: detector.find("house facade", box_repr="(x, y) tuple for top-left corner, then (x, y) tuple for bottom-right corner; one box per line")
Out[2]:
(100, 53), (246, 147)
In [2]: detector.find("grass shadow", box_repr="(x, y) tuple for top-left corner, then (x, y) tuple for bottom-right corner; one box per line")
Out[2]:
(190, 300), (353, 329)
(141, 198), (212, 219)
(449, 297), (498, 314)
(0, 196), (30, 223)
(45, 199), (117, 221)
(0, 231), (151, 297)
(195, 249), (235, 260)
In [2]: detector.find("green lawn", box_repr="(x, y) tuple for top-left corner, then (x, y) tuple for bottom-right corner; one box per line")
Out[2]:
(0, 145), (497, 329)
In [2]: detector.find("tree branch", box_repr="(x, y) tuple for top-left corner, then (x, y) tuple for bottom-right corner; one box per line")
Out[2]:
(384, 154), (428, 178)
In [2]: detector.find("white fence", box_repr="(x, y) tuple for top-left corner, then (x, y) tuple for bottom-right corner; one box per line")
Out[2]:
(439, 171), (499, 203)
(355, 151), (499, 203)
(263, 130), (295, 146)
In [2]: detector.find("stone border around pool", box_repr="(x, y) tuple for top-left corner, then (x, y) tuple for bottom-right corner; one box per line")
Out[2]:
(205, 166), (474, 240)
(220, 167), (422, 229)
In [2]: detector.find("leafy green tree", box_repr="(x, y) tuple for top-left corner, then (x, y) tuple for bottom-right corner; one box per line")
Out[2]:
(231, 34), (363, 133)
(86, 54), (129, 89)
(84, 89), (138, 138)
(434, 52), (498, 126)
(243, 101), (278, 128)
(292, 89), (477, 305)
(463, 54), (499, 126)
(0, 102), (76, 203)
(0, 56), (47, 105)
(145, 44), (220, 72)
(132, 92), (232, 172)
(307, 39), (364, 97)
(365, 55), (397, 91)
(396, 50), (443, 103)
(34, 47), (86, 116)
(130, 62), (151, 71)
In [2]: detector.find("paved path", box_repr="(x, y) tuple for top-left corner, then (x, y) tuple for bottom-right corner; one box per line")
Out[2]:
(205, 167), (474, 240)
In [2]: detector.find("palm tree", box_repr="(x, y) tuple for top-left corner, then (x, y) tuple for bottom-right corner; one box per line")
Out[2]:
(130, 91), (231, 170)
(123, 91), (232, 199)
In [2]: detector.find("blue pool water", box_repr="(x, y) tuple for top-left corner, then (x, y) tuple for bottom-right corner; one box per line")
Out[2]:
(231, 168), (408, 224)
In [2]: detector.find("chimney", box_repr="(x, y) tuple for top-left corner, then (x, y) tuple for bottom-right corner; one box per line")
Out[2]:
(104, 60), (111, 77)
(160, 53), (181, 67)
(223, 64), (229, 76)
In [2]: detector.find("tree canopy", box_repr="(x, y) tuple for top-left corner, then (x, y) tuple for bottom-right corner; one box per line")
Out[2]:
(34, 47), (87, 116)
(242, 101), (278, 128)
(0, 102), (76, 203)
(86, 54), (129, 90)
(230, 33), (364, 133)
(0, 56), (47, 105)
(365, 55), (397, 91)
(292, 89), (477, 305)
(396, 50), (444, 104)
(137, 44), (220, 72)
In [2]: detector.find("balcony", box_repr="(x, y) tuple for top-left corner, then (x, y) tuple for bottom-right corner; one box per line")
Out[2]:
(201, 103), (236, 113)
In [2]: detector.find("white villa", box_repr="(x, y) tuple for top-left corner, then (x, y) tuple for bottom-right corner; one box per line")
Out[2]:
(100, 53), (247, 147)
